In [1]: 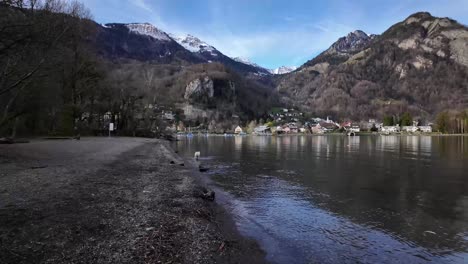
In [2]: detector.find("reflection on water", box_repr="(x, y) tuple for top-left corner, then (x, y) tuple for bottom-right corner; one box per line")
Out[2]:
(176, 135), (468, 264)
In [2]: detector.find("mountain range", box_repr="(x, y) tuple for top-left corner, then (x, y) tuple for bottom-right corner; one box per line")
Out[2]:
(2, 3), (468, 136)
(97, 23), (297, 76)
(278, 12), (468, 120)
(95, 12), (467, 122)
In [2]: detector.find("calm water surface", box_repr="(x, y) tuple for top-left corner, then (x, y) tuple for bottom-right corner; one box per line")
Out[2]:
(176, 135), (468, 264)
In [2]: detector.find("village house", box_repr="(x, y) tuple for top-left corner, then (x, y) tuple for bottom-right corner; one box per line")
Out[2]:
(313, 122), (338, 133)
(349, 125), (361, 133)
(288, 124), (299, 133)
(381, 125), (400, 133)
(341, 121), (352, 128)
(311, 117), (323, 123)
(418, 126), (433, 133)
(402, 126), (418, 133)
(339, 121), (360, 133)
(275, 126), (284, 134)
(254, 125), (271, 135)
(234, 126), (243, 134)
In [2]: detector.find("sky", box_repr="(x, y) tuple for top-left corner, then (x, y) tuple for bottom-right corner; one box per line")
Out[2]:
(80, 0), (468, 69)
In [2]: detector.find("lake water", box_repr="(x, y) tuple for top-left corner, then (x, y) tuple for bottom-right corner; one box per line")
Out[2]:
(176, 135), (468, 264)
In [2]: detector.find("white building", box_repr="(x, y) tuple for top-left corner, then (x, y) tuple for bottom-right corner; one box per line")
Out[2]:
(254, 125), (271, 135)
(402, 126), (418, 133)
(349, 126), (361, 133)
(234, 126), (243, 134)
(381, 125), (400, 133)
(418, 126), (433, 133)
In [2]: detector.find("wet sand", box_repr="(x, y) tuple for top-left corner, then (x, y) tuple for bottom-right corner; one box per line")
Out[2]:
(0, 137), (265, 264)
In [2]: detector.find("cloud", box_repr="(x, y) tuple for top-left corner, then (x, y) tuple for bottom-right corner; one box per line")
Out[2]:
(129, 0), (153, 12)
(189, 20), (353, 68)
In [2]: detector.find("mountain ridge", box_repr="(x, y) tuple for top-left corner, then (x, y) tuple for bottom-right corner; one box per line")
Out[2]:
(277, 11), (468, 120)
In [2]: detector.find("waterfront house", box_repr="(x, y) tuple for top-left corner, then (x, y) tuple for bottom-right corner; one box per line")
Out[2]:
(313, 122), (338, 133)
(418, 126), (432, 133)
(289, 124), (299, 133)
(282, 126), (291, 133)
(349, 125), (361, 133)
(234, 126), (243, 134)
(381, 125), (400, 133)
(402, 126), (418, 133)
(275, 126), (284, 134)
(341, 121), (352, 128)
(254, 125), (271, 135)
(311, 125), (324, 134)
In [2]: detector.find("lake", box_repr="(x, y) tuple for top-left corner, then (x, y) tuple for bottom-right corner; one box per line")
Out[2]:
(176, 135), (468, 264)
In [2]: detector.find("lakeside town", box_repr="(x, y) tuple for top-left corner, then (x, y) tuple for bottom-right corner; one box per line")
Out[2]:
(166, 107), (454, 136)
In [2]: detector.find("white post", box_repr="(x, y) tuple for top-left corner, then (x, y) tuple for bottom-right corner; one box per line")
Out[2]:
(109, 123), (114, 137)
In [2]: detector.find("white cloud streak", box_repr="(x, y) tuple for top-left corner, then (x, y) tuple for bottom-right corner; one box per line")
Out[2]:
(130, 0), (153, 12)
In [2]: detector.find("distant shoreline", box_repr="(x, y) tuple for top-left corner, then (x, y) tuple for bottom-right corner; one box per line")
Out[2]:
(175, 132), (468, 137)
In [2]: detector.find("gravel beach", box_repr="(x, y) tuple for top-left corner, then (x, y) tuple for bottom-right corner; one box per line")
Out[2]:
(0, 137), (265, 264)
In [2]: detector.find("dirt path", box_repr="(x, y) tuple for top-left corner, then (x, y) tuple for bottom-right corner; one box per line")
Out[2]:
(0, 137), (265, 263)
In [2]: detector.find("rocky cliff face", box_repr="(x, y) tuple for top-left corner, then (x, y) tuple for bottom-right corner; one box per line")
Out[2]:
(327, 30), (375, 54)
(184, 77), (214, 102)
(277, 12), (468, 120)
(300, 30), (376, 70)
(389, 12), (468, 67)
(180, 75), (241, 121)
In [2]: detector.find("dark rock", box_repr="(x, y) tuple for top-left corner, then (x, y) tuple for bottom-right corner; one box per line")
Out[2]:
(0, 138), (13, 144)
(199, 165), (209, 172)
(30, 165), (48, 170)
(170, 161), (175, 164)
(195, 187), (215, 201)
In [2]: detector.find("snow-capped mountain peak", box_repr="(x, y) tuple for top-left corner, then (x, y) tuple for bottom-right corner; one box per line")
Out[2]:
(232, 57), (260, 67)
(234, 57), (296, 75)
(124, 23), (171, 41)
(170, 34), (216, 54)
(269, 66), (298, 74)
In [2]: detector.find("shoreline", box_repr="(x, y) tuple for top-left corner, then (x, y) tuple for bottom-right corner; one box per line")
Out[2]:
(175, 132), (468, 137)
(0, 137), (265, 263)
(163, 140), (267, 263)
